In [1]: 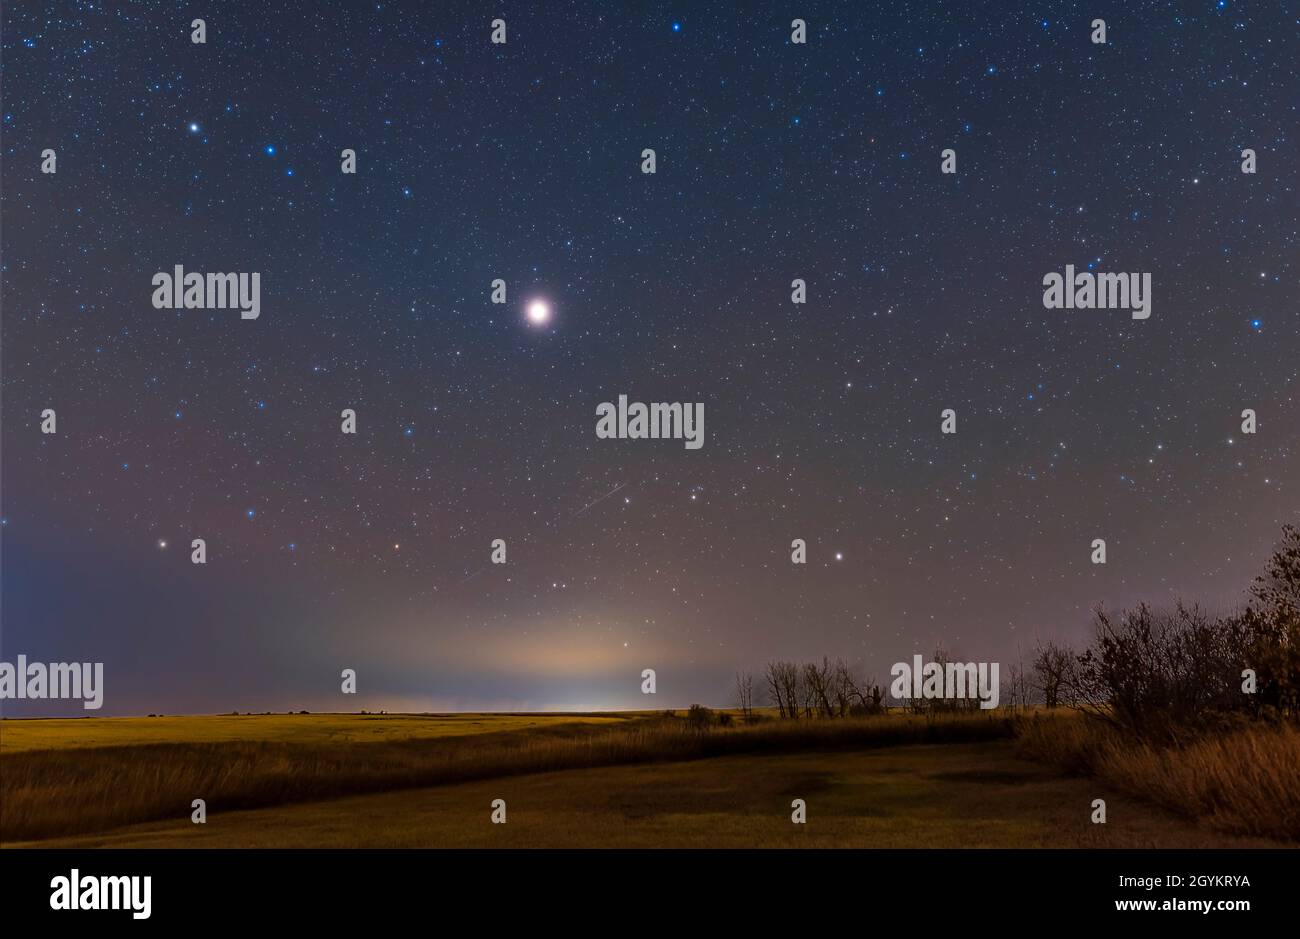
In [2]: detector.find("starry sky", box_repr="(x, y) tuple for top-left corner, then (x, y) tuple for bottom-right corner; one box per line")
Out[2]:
(1, 1), (1296, 716)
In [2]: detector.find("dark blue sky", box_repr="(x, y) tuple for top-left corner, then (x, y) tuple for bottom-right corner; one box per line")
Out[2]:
(2, 1), (1296, 715)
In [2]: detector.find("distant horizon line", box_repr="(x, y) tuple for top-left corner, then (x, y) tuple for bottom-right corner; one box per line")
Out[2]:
(0, 706), (731, 721)
(1, 704), (939, 721)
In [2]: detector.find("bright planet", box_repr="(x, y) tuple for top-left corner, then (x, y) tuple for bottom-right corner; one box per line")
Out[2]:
(526, 300), (551, 326)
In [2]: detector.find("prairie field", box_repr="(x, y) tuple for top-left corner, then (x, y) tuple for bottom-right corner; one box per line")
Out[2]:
(0, 711), (640, 754)
(2, 709), (1296, 848)
(22, 740), (1281, 849)
(2, 710), (1010, 842)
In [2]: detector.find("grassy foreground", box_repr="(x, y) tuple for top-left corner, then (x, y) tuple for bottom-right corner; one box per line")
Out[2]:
(3, 710), (1010, 843)
(14, 740), (1281, 849)
(5, 709), (1298, 847)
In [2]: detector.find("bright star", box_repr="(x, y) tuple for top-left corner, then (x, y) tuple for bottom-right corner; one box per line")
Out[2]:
(526, 300), (551, 326)
(188, 122), (200, 133)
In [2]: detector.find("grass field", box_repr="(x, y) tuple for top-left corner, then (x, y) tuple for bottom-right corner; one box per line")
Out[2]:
(14, 740), (1280, 849)
(2, 710), (1295, 848)
(1, 710), (1015, 842)
(0, 711), (640, 753)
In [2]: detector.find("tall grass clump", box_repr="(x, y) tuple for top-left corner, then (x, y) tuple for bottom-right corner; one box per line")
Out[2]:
(1018, 713), (1300, 840)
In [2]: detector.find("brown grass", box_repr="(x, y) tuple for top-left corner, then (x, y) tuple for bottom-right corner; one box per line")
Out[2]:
(26, 741), (1281, 850)
(2, 711), (1013, 843)
(1015, 712), (1300, 841)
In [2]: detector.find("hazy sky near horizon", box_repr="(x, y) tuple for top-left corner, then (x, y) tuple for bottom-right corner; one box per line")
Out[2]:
(2, 1), (1296, 716)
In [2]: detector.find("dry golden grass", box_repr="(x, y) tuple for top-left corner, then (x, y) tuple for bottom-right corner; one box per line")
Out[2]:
(1, 711), (1012, 843)
(1016, 713), (1300, 841)
(24, 741), (1279, 850)
(0, 711), (640, 754)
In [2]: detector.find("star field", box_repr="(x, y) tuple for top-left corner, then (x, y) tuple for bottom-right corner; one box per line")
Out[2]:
(1, 1), (1296, 714)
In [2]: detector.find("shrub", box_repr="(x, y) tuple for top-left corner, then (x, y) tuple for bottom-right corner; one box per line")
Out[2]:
(1017, 713), (1300, 841)
(685, 704), (714, 731)
(1072, 602), (1247, 739)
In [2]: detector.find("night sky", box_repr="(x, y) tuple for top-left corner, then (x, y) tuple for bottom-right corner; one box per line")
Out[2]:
(1, 2), (1296, 716)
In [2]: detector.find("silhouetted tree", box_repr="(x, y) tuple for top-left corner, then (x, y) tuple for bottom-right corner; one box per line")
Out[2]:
(1032, 641), (1076, 708)
(734, 669), (755, 722)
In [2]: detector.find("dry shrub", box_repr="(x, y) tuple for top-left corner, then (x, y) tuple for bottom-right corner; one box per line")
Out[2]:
(1017, 713), (1300, 841)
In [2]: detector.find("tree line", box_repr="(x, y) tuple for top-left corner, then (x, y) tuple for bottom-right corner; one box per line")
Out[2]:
(726, 524), (1300, 739)
(1018, 524), (1300, 738)
(730, 657), (886, 721)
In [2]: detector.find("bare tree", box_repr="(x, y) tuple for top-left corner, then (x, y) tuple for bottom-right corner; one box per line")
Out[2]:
(1004, 662), (1033, 711)
(831, 658), (854, 716)
(1032, 641), (1076, 709)
(782, 661), (805, 719)
(803, 658), (836, 717)
(764, 661), (803, 719)
(764, 661), (788, 719)
(734, 669), (754, 722)
(760, 658), (884, 719)
(831, 658), (885, 715)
